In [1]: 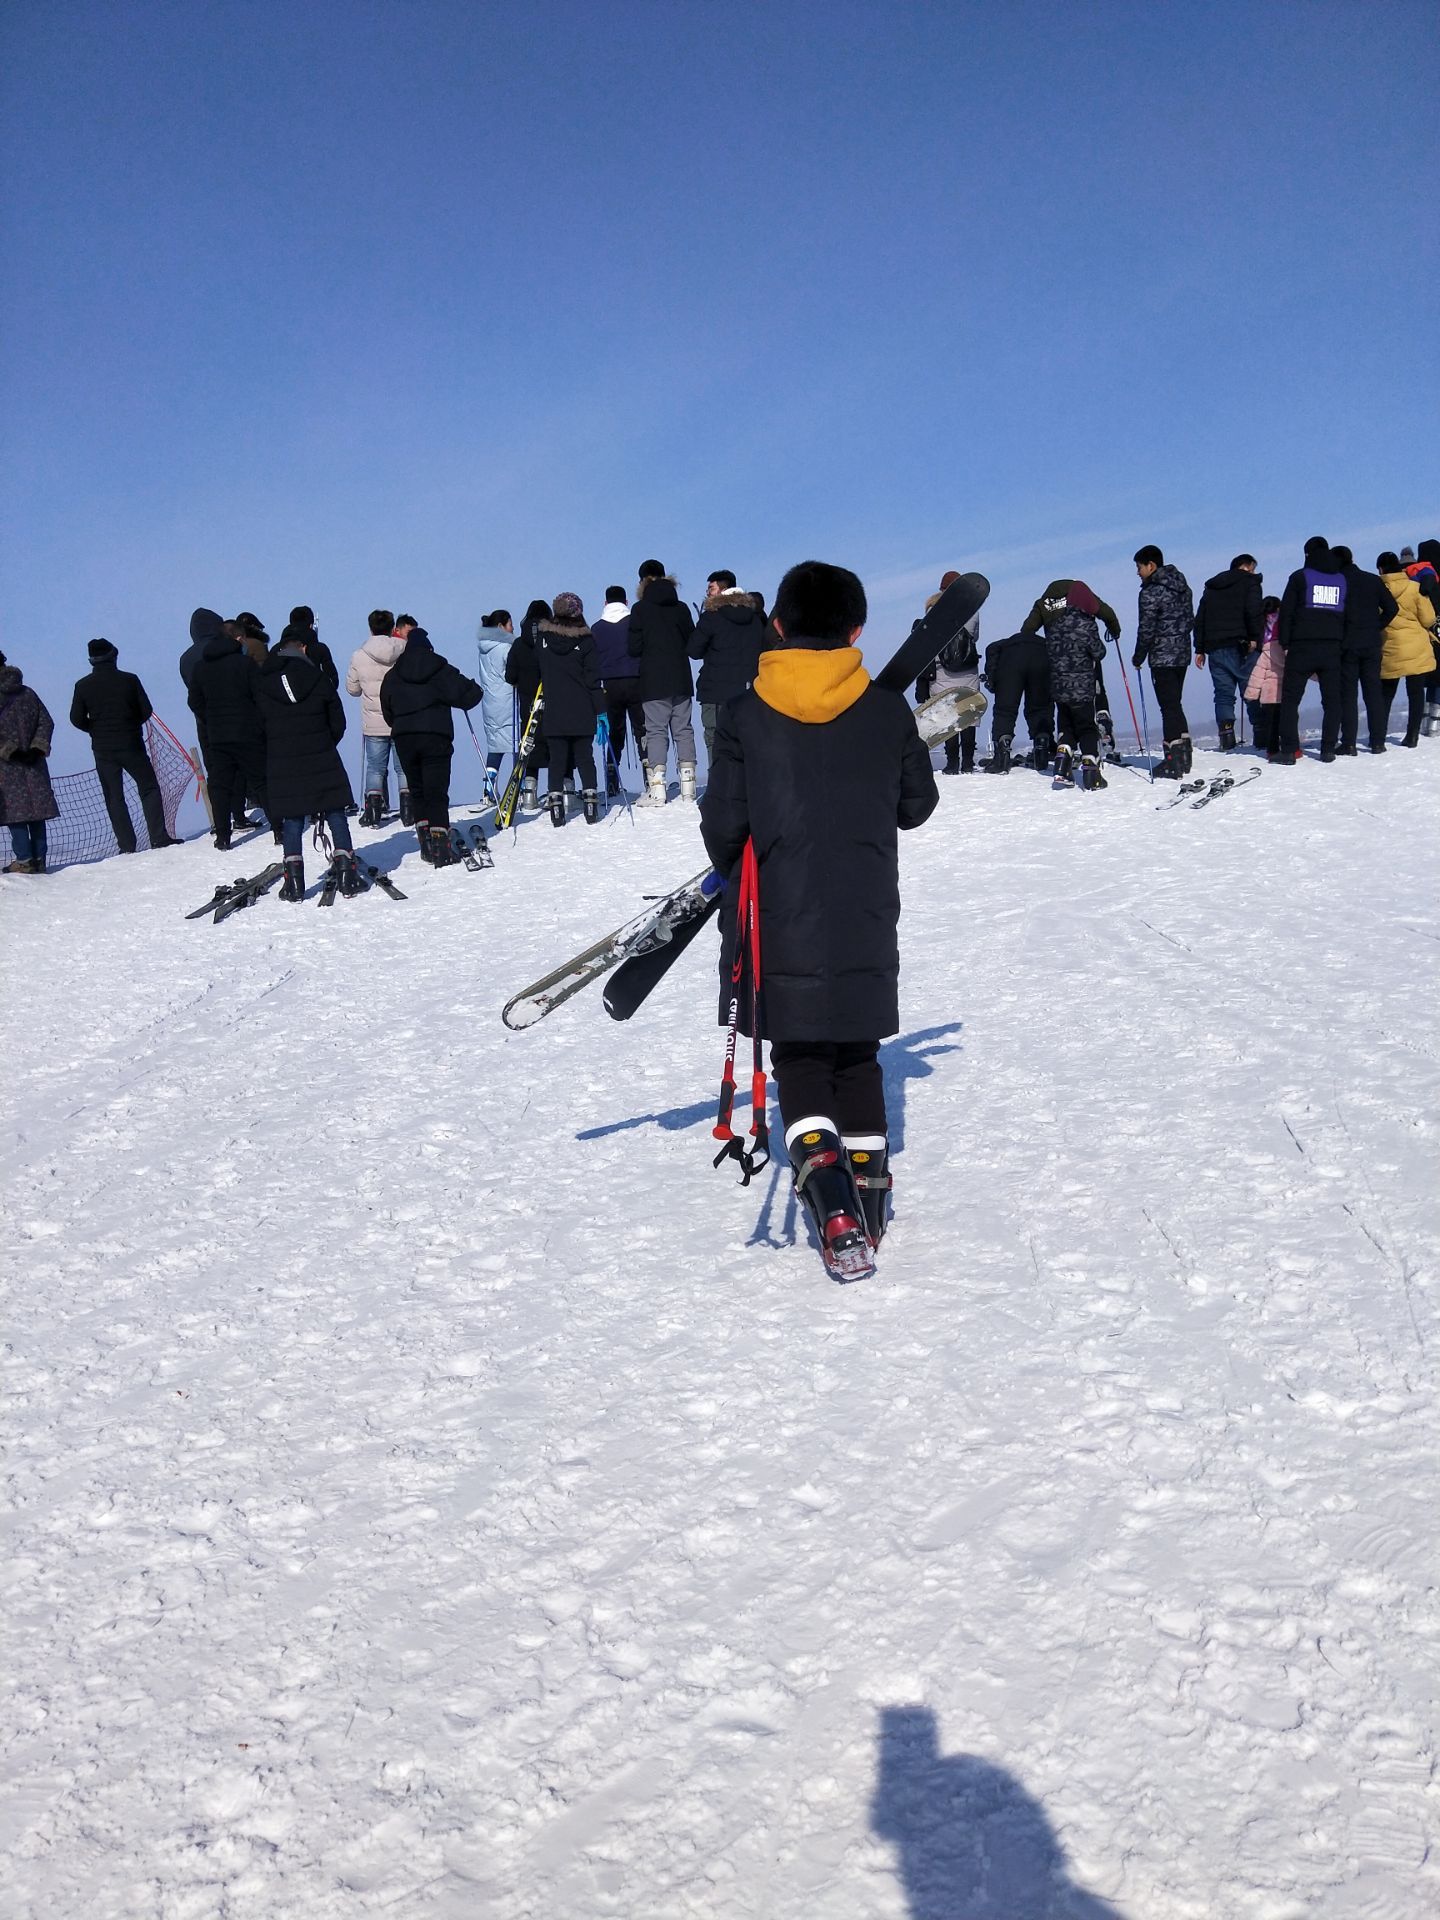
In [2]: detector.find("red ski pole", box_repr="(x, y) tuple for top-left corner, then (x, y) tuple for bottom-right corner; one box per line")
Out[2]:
(1112, 638), (1144, 752)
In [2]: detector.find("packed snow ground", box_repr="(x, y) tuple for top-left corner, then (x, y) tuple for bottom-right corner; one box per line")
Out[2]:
(4, 742), (1439, 1920)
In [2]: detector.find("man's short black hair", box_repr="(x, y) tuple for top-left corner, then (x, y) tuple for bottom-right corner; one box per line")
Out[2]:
(289, 604), (315, 628)
(638, 558), (665, 581)
(605, 585), (627, 604)
(368, 608), (394, 635)
(1303, 536), (1329, 560)
(1133, 544), (1164, 567)
(1230, 554), (1256, 571)
(772, 560), (867, 644)
(394, 613), (417, 629)
(708, 569), (737, 590)
(1329, 546), (1353, 568)
(1377, 551), (1401, 573)
(481, 608), (511, 628)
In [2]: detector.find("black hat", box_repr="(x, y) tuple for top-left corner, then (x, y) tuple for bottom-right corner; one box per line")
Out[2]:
(88, 638), (118, 662)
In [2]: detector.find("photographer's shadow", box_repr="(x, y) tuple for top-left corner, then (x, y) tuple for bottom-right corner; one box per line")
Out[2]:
(872, 1707), (1126, 1919)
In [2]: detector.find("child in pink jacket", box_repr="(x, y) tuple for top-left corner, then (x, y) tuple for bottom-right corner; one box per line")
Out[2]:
(1245, 596), (1284, 755)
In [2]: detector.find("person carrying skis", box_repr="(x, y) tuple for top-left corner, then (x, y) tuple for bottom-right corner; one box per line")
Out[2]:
(346, 609), (409, 825)
(1041, 581), (1111, 788)
(980, 628), (1053, 772)
(380, 627), (483, 864)
(1192, 555), (1263, 749)
(473, 609), (515, 805)
(914, 572), (982, 773)
(535, 593), (604, 825)
(699, 559), (938, 1279)
(690, 570), (769, 758)
(1021, 576), (1122, 755)
(504, 600), (550, 813)
(1132, 545), (1196, 776)
(256, 624), (360, 900)
(70, 639), (176, 853)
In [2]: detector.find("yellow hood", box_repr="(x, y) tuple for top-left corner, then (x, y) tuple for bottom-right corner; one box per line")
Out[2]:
(753, 646), (870, 723)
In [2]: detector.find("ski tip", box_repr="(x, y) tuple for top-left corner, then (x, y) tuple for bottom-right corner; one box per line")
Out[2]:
(501, 998), (546, 1032)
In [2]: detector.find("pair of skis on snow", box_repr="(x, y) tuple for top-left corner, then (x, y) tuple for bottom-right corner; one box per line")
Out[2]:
(1153, 769), (1263, 811)
(502, 571), (992, 1033)
(185, 856), (406, 921)
(450, 820), (494, 871)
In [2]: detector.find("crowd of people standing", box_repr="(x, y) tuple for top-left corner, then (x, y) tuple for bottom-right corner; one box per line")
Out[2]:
(1, 537), (1436, 877)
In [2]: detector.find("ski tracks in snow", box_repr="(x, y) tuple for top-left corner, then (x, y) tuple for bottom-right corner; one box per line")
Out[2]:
(3, 751), (1439, 1918)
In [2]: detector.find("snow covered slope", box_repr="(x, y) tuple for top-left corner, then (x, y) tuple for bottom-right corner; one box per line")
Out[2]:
(4, 748), (1439, 1920)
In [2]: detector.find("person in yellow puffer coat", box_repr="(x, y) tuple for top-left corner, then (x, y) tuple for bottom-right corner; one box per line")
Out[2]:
(1378, 552), (1438, 746)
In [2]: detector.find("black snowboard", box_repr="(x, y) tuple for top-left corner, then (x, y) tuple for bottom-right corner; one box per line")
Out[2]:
(601, 570), (990, 1022)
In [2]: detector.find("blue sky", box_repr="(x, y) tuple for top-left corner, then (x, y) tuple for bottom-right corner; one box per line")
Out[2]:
(3, 0), (1435, 770)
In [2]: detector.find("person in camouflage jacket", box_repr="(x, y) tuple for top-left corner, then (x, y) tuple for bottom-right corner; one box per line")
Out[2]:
(1040, 582), (1108, 787)
(1132, 545), (1194, 774)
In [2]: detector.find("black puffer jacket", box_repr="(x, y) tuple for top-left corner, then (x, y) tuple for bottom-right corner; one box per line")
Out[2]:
(256, 644), (352, 819)
(380, 642), (482, 742)
(535, 619), (602, 736)
(180, 607), (224, 692)
(1193, 569), (1262, 652)
(1134, 564), (1194, 669)
(1338, 566), (1399, 651)
(700, 642), (937, 1041)
(188, 631), (263, 746)
(1044, 608), (1107, 704)
(690, 592), (768, 704)
(1278, 547), (1348, 647)
(982, 631), (1052, 696)
(70, 656), (154, 751)
(627, 578), (696, 700)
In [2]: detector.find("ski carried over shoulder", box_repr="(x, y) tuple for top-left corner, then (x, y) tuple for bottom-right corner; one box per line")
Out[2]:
(1191, 768), (1262, 809)
(1155, 779), (1206, 809)
(503, 868), (720, 1030)
(495, 693), (543, 830)
(356, 857), (406, 900)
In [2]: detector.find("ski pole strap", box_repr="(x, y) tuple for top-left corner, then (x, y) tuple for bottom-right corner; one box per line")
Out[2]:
(712, 839), (769, 1184)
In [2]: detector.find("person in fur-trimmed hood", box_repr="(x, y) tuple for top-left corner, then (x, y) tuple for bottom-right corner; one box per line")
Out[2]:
(699, 560), (937, 1280)
(536, 593), (604, 825)
(690, 570), (769, 756)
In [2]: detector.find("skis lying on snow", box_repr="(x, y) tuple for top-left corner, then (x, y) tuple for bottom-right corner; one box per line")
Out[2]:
(1190, 769), (1262, 809)
(356, 858), (406, 900)
(186, 863), (284, 923)
(1155, 779), (1207, 809)
(502, 868), (722, 1030)
(451, 827), (482, 872)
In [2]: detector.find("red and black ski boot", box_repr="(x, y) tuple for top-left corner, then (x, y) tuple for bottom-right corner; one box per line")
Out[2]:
(279, 855), (305, 902)
(787, 1119), (875, 1281)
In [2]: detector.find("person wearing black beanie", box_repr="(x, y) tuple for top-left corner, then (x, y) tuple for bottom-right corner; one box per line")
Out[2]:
(70, 639), (176, 851)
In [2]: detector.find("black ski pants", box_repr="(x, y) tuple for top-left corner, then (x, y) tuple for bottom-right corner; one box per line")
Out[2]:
(1278, 641), (1341, 754)
(1149, 662), (1189, 741)
(546, 735), (597, 793)
(395, 735), (454, 831)
(96, 742), (168, 851)
(207, 738), (267, 838)
(988, 650), (1053, 748)
(771, 1040), (886, 1137)
(603, 677), (647, 776)
(1054, 697), (1100, 758)
(1339, 644), (1386, 751)
(1381, 674), (1428, 741)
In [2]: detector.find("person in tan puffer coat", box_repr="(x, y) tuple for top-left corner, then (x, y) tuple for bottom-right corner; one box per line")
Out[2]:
(1378, 554), (1438, 746)
(345, 609), (409, 822)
